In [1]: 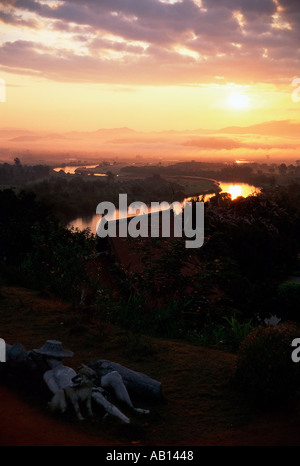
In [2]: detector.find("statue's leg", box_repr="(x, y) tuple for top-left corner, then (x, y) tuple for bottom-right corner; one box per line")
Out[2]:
(101, 371), (133, 407)
(85, 395), (93, 417)
(92, 388), (130, 423)
(101, 371), (149, 414)
(64, 387), (84, 420)
(48, 389), (68, 414)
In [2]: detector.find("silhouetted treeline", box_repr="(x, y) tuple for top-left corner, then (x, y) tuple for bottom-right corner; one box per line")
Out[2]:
(121, 160), (300, 185)
(200, 184), (300, 322)
(0, 159), (50, 185)
(25, 174), (185, 224)
(0, 189), (95, 301)
(124, 182), (300, 331)
(1, 182), (300, 325)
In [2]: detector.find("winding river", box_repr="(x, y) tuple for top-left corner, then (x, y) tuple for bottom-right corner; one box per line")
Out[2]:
(67, 181), (260, 234)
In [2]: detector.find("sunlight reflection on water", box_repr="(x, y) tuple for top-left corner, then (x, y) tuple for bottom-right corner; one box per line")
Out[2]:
(68, 182), (260, 233)
(53, 165), (99, 174)
(217, 182), (259, 200)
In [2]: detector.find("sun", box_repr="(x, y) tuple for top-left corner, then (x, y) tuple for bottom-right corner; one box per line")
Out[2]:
(227, 92), (250, 110)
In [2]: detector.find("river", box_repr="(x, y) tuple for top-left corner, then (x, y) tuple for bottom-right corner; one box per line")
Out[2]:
(67, 181), (260, 234)
(53, 164), (100, 174)
(53, 164), (108, 177)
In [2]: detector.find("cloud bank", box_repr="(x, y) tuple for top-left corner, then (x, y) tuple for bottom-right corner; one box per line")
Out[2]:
(0, 0), (299, 85)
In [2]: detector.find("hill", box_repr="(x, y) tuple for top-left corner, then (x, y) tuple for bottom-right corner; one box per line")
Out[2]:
(1, 285), (300, 446)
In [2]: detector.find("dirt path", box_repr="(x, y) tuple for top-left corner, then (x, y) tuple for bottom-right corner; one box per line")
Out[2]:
(0, 384), (120, 446)
(1, 382), (300, 446)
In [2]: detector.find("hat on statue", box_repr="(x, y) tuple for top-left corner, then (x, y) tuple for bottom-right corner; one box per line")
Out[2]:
(33, 340), (74, 358)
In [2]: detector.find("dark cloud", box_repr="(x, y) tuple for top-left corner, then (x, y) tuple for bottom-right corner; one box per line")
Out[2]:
(0, 8), (37, 27)
(0, 0), (299, 85)
(202, 0), (276, 15)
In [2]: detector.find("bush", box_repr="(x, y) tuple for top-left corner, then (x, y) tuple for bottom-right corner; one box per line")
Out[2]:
(20, 222), (96, 302)
(198, 316), (254, 352)
(234, 322), (300, 405)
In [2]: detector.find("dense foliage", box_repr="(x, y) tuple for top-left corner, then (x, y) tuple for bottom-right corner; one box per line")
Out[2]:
(0, 189), (95, 302)
(0, 159), (50, 185)
(27, 173), (185, 224)
(2, 167), (300, 413)
(108, 184), (300, 344)
(234, 322), (300, 404)
(1, 174), (300, 351)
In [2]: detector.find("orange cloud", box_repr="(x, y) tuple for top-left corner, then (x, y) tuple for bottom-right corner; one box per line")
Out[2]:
(0, 0), (299, 86)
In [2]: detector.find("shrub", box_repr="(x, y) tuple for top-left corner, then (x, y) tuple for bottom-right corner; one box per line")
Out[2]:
(198, 316), (254, 352)
(234, 322), (300, 405)
(96, 289), (193, 339)
(20, 222), (96, 302)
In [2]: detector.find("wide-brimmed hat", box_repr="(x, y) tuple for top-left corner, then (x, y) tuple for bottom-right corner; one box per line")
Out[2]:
(33, 340), (74, 358)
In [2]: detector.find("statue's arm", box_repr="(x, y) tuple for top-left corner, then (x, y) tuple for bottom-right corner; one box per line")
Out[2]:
(43, 370), (60, 394)
(43, 366), (77, 394)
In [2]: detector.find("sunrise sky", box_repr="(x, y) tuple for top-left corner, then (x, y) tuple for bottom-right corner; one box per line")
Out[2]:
(0, 0), (300, 161)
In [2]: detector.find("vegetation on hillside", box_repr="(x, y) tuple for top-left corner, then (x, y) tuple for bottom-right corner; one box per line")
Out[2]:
(1, 163), (300, 407)
(1, 180), (300, 345)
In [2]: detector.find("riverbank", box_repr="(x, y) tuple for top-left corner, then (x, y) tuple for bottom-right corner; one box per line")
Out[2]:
(67, 179), (260, 233)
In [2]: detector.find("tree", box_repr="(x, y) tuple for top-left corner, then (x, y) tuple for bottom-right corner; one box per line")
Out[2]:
(106, 170), (115, 183)
(278, 163), (287, 175)
(14, 157), (21, 167)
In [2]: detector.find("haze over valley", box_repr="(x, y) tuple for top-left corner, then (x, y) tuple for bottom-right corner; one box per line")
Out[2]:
(1, 119), (300, 167)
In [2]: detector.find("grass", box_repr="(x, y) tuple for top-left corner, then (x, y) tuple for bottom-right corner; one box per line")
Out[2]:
(1, 284), (300, 446)
(165, 176), (219, 198)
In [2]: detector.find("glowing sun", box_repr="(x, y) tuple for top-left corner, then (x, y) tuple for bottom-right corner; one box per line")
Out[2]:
(227, 92), (250, 110)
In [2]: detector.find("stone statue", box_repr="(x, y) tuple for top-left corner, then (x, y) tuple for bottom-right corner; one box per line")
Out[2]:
(30, 340), (157, 423)
(32, 341), (95, 421)
(47, 363), (96, 421)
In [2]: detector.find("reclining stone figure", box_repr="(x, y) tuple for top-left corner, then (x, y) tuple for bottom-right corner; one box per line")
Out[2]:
(46, 363), (97, 421)
(31, 340), (158, 423)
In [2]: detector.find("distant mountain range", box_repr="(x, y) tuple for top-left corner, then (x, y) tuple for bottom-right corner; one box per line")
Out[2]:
(1, 120), (299, 144)
(0, 120), (299, 163)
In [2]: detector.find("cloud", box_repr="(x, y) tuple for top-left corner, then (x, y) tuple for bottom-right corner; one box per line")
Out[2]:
(183, 136), (243, 150)
(0, 8), (38, 27)
(183, 135), (300, 151)
(0, 0), (299, 85)
(219, 120), (300, 137)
